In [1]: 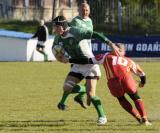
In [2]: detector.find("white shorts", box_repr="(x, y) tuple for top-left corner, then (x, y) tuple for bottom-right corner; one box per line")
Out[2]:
(70, 64), (101, 78)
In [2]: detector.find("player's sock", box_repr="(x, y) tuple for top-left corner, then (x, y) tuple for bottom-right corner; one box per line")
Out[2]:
(72, 85), (86, 99)
(59, 91), (70, 105)
(91, 96), (105, 117)
(134, 99), (147, 118)
(71, 85), (86, 93)
(71, 85), (86, 99)
(118, 97), (140, 119)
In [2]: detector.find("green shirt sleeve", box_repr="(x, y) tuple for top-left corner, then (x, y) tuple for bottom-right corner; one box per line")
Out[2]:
(70, 27), (111, 44)
(70, 27), (93, 41)
(92, 31), (110, 44)
(70, 19), (78, 27)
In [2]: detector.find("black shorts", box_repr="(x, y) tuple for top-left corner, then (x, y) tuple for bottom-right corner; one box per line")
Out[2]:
(68, 72), (99, 81)
(37, 44), (45, 49)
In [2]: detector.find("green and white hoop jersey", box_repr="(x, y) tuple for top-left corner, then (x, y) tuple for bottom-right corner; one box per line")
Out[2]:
(53, 27), (94, 58)
(70, 16), (93, 51)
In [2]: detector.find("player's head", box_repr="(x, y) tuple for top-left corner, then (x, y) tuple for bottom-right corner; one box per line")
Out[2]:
(115, 43), (126, 56)
(78, 2), (90, 19)
(52, 16), (68, 35)
(40, 19), (45, 26)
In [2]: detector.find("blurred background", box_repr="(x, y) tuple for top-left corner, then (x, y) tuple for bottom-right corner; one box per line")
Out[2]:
(0, 0), (160, 35)
(0, 0), (160, 61)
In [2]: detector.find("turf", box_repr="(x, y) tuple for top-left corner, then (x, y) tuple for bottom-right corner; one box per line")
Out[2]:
(0, 61), (159, 133)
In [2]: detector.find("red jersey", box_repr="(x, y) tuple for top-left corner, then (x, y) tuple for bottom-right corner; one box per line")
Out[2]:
(92, 52), (145, 80)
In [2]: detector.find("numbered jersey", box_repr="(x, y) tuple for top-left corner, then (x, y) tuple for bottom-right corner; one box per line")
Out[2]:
(92, 52), (145, 80)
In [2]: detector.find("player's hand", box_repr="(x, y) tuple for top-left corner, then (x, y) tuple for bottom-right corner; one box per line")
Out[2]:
(139, 82), (144, 88)
(61, 56), (69, 63)
(108, 42), (121, 55)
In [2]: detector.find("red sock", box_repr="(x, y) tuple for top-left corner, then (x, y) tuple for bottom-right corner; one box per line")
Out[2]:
(134, 99), (147, 119)
(119, 98), (140, 118)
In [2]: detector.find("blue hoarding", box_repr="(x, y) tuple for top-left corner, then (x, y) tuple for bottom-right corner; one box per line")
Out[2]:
(92, 35), (160, 57)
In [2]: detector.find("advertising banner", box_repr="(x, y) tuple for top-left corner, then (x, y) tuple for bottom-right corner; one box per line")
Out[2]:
(92, 35), (160, 57)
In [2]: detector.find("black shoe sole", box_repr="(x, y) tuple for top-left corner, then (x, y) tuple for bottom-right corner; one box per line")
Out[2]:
(74, 97), (87, 109)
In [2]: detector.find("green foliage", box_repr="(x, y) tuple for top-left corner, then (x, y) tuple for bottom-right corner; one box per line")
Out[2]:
(0, 20), (53, 34)
(89, 0), (160, 35)
(0, 61), (159, 132)
(0, 0), (160, 35)
(0, 20), (38, 33)
(121, 0), (140, 5)
(132, 16), (150, 33)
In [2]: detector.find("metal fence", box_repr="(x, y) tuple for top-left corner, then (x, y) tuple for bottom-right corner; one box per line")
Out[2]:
(0, 0), (160, 34)
(87, 0), (160, 34)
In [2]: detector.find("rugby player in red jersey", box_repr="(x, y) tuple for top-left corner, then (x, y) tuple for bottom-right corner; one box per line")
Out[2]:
(66, 43), (152, 125)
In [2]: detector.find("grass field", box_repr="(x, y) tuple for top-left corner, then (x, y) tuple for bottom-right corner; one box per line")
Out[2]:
(0, 61), (159, 133)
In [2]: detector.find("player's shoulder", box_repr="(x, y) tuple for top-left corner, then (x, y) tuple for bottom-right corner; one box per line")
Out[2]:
(43, 24), (48, 29)
(124, 57), (136, 66)
(70, 16), (81, 24)
(72, 16), (81, 21)
(84, 17), (92, 22)
(72, 16), (92, 22)
(125, 57), (133, 62)
(69, 26), (81, 33)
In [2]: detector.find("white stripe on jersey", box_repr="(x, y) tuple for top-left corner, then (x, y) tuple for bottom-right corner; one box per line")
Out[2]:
(44, 25), (48, 40)
(92, 53), (109, 64)
(79, 39), (94, 58)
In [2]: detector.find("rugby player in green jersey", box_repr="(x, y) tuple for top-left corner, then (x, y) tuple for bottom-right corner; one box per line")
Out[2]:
(52, 15), (116, 125)
(57, 3), (99, 111)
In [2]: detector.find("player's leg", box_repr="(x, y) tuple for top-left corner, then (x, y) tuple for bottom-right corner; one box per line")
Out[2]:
(36, 44), (48, 61)
(117, 96), (142, 123)
(68, 64), (86, 106)
(108, 78), (141, 123)
(68, 64), (87, 108)
(41, 46), (48, 61)
(83, 64), (106, 125)
(125, 75), (151, 125)
(72, 84), (87, 109)
(57, 74), (81, 110)
(129, 92), (152, 125)
(36, 44), (43, 54)
(67, 72), (87, 109)
(86, 78), (107, 125)
(58, 72), (87, 110)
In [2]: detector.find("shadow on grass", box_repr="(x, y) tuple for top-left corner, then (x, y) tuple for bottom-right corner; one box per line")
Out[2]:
(0, 120), (66, 127)
(0, 119), (158, 132)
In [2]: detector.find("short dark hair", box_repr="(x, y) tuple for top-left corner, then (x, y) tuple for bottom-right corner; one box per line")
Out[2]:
(52, 16), (68, 29)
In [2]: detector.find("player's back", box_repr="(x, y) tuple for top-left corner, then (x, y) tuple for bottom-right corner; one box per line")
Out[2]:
(103, 53), (132, 79)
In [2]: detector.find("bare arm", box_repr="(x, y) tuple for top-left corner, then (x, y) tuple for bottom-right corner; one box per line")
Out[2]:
(130, 60), (146, 87)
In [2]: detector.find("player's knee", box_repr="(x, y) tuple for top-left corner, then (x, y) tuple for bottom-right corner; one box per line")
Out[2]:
(128, 92), (141, 101)
(87, 90), (96, 98)
(63, 80), (76, 93)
